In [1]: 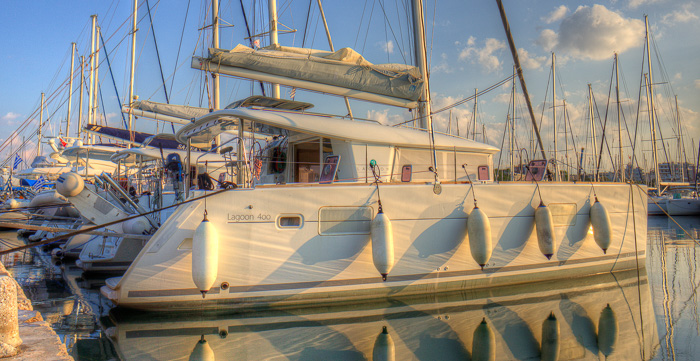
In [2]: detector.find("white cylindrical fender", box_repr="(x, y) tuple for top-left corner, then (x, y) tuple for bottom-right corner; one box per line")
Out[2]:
(598, 304), (618, 357)
(189, 336), (215, 361)
(590, 199), (612, 254)
(56, 172), (84, 197)
(472, 318), (495, 361)
(372, 326), (395, 361)
(122, 217), (150, 235)
(192, 216), (220, 297)
(371, 210), (394, 281)
(28, 191), (67, 208)
(535, 203), (556, 260)
(541, 312), (560, 361)
(467, 206), (492, 269)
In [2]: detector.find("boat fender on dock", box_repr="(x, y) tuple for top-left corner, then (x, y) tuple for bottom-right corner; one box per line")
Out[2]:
(467, 206), (492, 269)
(589, 198), (612, 254)
(370, 209), (394, 281)
(535, 202), (556, 260)
(192, 214), (220, 298)
(372, 326), (395, 361)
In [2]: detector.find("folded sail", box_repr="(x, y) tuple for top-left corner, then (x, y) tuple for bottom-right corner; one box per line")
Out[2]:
(193, 44), (424, 107)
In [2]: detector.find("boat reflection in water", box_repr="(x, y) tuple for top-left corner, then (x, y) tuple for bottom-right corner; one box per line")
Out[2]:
(107, 269), (655, 360)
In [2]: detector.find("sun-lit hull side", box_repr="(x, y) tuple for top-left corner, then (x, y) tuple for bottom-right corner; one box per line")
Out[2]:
(106, 270), (656, 361)
(102, 182), (647, 311)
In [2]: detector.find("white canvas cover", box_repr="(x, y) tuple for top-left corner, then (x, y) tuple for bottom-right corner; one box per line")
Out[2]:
(132, 100), (210, 121)
(206, 44), (424, 101)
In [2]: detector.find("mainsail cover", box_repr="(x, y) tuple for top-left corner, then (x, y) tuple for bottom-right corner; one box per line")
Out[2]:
(131, 100), (210, 121)
(205, 44), (424, 101)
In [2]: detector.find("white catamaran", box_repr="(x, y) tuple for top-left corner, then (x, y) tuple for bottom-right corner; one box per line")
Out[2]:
(98, 0), (647, 311)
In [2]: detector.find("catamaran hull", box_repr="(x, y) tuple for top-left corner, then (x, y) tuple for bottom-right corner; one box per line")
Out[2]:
(102, 182), (647, 311)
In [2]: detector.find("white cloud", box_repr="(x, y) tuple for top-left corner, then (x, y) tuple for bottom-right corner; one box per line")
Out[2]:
(537, 5), (645, 61)
(467, 36), (476, 47)
(542, 5), (569, 24)
(459, 38), (506, 73)
(695, 79), (700, 89)
(518, 48), (547, 70)
(628, 0), (664, 9)
(662, 4), (698, 24)
(366, 109), (403, 126)
(378, 40), (394, 54)
(1, 112), (22, 121)
(537, 29), (558, 52)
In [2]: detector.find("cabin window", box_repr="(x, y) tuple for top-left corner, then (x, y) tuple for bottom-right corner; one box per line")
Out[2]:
(293, 138), (334, 183)
(277, 214), (303, 229)
(393, 148), (491, 182)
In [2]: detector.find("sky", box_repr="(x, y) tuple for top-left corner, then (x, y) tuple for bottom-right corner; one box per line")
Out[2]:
(0, 0), (698, 172)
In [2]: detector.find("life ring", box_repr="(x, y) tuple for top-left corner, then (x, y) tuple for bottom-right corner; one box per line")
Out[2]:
(270, 147), (287, 174)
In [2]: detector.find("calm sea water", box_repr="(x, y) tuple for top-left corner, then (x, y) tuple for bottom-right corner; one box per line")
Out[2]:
(1, 216), (699, 360)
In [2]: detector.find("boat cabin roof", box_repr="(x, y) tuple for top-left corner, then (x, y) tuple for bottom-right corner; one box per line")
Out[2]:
(110, 147), (226, 164)
(176, 107), (499, 154)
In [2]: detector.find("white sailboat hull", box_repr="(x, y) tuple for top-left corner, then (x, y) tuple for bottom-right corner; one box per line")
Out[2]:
(102, 182), (647, 311)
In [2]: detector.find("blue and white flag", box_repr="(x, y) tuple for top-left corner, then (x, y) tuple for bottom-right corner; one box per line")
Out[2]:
(32, 176), (46, 191)
(13, 155), (22, 170)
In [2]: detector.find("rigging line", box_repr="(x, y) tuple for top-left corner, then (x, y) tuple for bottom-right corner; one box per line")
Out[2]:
(430, 75), (515, 115)
(377, 0), (407, 64)
(169, 0), (191, 101)
(354, 0), (370, 49)
(360, 0), (377, 54)
(590, 91), (615, 178)
(429, 0), (437, 73)
(537, 65), (552, 132)
(145, 0), (175, 133)
(239, 0), (266, 96)
(301, 0), (313, 46)
(99, 32), (128, 130)
(596, 62), (615, 178)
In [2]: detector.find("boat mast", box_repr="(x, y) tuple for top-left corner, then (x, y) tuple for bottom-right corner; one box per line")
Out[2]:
(88, 15), (97, 143)
(411, 0), (439, 184)
(128, 0), (138, 146)
(552, 52), (559, 181)
(615, 53), (624, 182)
(268, 0), (280, 99)
(77, 56), (85, 139)
(39, 93), (44, 156)
(472, 88), (478, 140)
(496, 0), (547, 162)
(675, 95), (685, 182)
(588, 84), (598, 181)
(645, 16), (661, 195)
(212, 0), (220, 109)
(509, 67), (515, 179)
(316, 0), (354, 119)
(94, 26), (102, 129)
(66, 43), (76, 137)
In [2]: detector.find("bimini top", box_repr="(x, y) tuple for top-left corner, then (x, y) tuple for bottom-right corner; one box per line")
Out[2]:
(176, 107), (500, 154)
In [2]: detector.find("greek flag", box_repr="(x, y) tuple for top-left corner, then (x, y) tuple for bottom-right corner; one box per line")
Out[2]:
(13, 155), (22, 170)
(32, 176), (46, 191)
